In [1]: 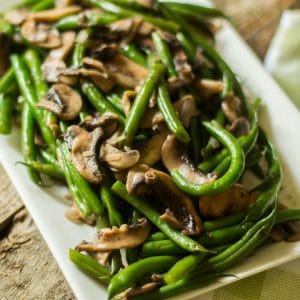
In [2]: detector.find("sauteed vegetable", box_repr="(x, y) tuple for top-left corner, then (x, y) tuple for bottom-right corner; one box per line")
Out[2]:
(1, 0), (300, 299)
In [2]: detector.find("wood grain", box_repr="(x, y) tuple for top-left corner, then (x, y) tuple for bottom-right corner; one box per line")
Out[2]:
(1, 0), (300, 299)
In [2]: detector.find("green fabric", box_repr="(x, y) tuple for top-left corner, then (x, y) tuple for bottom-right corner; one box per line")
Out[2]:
(265, 10), (300, 108)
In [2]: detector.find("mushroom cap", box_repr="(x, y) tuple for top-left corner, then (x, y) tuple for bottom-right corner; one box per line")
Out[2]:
(37, 84), (82, 120)
(71, 127), (104, 184)
(100, 143), (140, 170)
(126, 164), (151, 195)
(21, 19), (62, 49)
(161, 135), (216, 185)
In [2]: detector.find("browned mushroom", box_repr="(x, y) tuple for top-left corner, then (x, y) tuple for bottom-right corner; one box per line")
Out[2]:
(138, 108), (164, 129)
(160, 209), (185, 229)
(270, 220), (300, 243)
(195, 79), (224, 100)
(161, 135), (217, 184)
(199, 183), (256, 218)
(21, 19), (62, 48)
(145, 169), (202, 235)
(173, 49), (194, 85)
(222, 92), (242, 123)
(72, 127), (104, 184)
(100, 143), (140, 170)
(106, 54), (148, 89)
(137, 126), (169, 166)
(90, 43), (119, 61)
(173, 95), (199, 128)
(65, 204), (96, 225)
(42, 31), (76, 82)
(80, 112), (118, 138)
(29, 6), (81, 22)
(76, 218), (151, 251)
(126, 164), (151, 195)
(4, 9), (29, 25)
(37, 84), (82, 120)
(64, 125), (86, 149)
(228, 117), (250, 138)
(55, 0), (75, 7)
(121, 90), (136, 117)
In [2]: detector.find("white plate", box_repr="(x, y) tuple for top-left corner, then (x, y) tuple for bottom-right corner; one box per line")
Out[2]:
(1, 1), (300, 299)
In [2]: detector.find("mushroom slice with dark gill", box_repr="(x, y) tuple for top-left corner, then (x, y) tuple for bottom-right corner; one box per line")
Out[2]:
(228, 117), (250, 138)
(42, 31), (76, 82)
(199, 183), (256, 218)
(80, 112), (118, 138)
(76, 218), (151, 251)
(37, 84), (82, 120)
(29, 6), (81, 22)
(21, 19), (62, 49)
(145, 169), (202, 235)
(100, 143), (140, 170)
(161, 135), (217, 185)
(126, 164), (151, 195)
(71, 127), (104, 184)
(137, 125), (169, 166)
(64, 125), (86, 149)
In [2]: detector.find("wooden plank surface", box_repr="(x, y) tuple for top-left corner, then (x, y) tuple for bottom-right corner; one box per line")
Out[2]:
(1, 0), (299, 298)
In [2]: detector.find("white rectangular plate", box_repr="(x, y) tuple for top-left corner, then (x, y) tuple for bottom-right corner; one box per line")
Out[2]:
(1, 1), (300, 299)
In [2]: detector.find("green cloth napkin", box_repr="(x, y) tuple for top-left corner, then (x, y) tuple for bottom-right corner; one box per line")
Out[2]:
(264, 10), (300, 108)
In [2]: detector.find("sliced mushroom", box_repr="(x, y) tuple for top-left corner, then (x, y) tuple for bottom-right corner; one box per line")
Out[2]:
(139, 108), (164, 129)
(37, 84), (82, 120)
(161, 135), (217, 184)
(4, 9), (29, 25)
(173, 95), (199, 128)
(160, 209), (185, 230)
(195, 79), (224, 100)
(126, 164), (151, 195)
(76, 218), (151, 251)
(80, 112), (118, 138)
(270, 220), (300, 243)
(145, 169), (202, 235)
(199, 183), (256, 218)
(42, 31), (76, 82)
(221, 92), (242, 123)
(100, 143), (140, 170)
(65, 204), (96, 225)
(106, 54), (148, 89)
(90, 44), (119, 61)
(137, 126), (169, 166)
(228, 117), (250, 138)
(21, 19), (62, 48)
(64, 125), (86, 149)
(72, 127), (104, 184)
(173, 49), (194, 85)
(55, 0), (75, 7)
(29, 6), (81, 22)
(122, 90), (136, 117)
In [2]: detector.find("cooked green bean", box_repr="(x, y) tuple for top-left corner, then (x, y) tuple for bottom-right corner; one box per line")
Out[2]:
(0, 94), (13, 134)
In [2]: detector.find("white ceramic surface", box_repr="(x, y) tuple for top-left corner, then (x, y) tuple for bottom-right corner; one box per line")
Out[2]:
(1, 1), (300, 299)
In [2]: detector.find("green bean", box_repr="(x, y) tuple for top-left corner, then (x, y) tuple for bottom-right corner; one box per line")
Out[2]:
(60, 142), (106, 216)
(163, 252), (207, 284)
(124, 63), (165, 146)
(69, 249), (112, 284)
(147, 232), (168, 242)
(157, 80), (190, 143)
(0, 18), (14, 37)
(202, 211), (246, 232)
(10, 55), (56, 153)
(171, 121), (245, 196)
(152, 31), (177, 77)
(121, 43), (147, 66)
(0, 68), (15, 94)
(275, 209), (300, 224)
(142, 240), (186, 257)
(21, 102), (42, 185)
(112, 181), (209, 253)
(39, 149), (60, 166)
(20, 161), (65, 180)
(0, 94), (13, 134)
(189, 118), (202, 165)
(81, 81), (126, 125)
(108, 256), (178, 298)
(158, 0), (226, 18)
(58, 142), (93, 218)
(106, 93), (125, 115)
(56, 13), (119, 30)
(14, 0), (39, 8)
(92, 0), (180, 32)
(31, 0), (54, 12)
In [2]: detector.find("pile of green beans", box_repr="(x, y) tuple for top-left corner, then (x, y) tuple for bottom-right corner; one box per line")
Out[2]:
(1, 1), (299, 299)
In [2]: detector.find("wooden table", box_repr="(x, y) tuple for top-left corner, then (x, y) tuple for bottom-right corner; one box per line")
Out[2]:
(1, 1), (300, 298)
